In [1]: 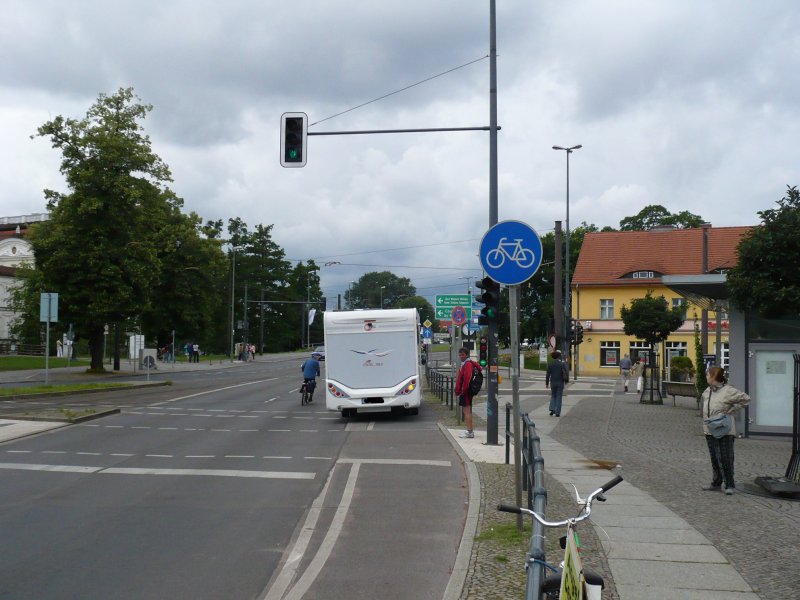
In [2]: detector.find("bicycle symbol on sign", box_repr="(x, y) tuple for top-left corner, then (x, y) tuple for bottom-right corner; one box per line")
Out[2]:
(485, 237), (536, 269)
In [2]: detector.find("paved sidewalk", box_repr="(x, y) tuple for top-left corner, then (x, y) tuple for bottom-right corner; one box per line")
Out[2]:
(444, 370), (798, 599)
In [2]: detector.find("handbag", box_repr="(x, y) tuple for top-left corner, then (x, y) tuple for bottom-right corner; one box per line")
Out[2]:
(704, 413), (732, 438)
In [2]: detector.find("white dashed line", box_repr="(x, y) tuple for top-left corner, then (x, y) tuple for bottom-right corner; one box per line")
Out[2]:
(77, 452), (101, 456)
(146, 454), (173, 458)
(225, 455), (255, 459)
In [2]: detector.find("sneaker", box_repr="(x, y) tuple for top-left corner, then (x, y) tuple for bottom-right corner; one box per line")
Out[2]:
(458, 430), (475, 439)
(702, 484), (721, 491)
(724, 487), (735, 495)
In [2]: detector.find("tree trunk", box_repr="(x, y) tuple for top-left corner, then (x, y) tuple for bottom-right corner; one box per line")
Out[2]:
(88, 327), (105, 371)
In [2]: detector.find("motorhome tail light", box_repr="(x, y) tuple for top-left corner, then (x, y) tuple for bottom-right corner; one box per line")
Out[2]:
(399, 379), (417, 396)
(327, 382), (350, 398)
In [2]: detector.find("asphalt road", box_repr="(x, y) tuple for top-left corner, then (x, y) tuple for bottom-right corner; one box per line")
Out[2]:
(0, 359), (467, 599)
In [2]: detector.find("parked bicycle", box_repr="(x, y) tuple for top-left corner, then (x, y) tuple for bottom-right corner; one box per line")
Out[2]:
(498, 475), (623, 599)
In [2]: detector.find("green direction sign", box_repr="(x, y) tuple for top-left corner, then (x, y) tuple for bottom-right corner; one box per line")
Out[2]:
(435, 294), (473, 321)
(435, 294), (471, 307)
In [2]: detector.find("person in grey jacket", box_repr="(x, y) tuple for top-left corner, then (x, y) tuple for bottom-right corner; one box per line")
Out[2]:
(545, 350), (568, 417)
(700, 366), (751, 495)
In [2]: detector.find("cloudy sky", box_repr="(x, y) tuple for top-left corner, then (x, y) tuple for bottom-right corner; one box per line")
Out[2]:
(2, 1), (799, 307)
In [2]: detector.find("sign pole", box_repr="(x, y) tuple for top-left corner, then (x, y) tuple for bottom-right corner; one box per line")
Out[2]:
(509, 284), (523, 530)
(45, 294), (51, 386)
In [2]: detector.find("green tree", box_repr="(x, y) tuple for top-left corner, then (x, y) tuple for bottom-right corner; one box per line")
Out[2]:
(621, 291), (685, 346)
(396, 295), (436, 325)
(621, 291), (685, 402)
(29, 88), (176, 371)
(727, 186), (800, 317)
(519, 223), (596, 343)
(346, 272), (415, 310)
(619, 205), (704, 231)
(139, 210), (227, 354)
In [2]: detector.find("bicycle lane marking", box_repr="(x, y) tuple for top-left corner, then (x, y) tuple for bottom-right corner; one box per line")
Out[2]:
(262, 457), (453, 600)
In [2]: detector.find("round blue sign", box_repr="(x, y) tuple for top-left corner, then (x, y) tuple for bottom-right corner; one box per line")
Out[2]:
(479, 220), (543, 285)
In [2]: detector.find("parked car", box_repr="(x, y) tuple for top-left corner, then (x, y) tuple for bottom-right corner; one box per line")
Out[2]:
(520, 339), (532, 351)
(313, 345), (326, 361)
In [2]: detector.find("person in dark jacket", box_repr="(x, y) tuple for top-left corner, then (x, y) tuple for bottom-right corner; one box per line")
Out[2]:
(545, 350), (568, 416)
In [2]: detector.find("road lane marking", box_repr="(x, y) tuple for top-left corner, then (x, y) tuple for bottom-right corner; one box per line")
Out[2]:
(338, 458), (452, 467)
(150, 378), (279, 406)
(0, 462), (315, 479)
(0, 463), (99, 473)
(100, 467), (314, 479)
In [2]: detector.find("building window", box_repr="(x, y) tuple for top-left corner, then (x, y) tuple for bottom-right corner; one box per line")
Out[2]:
(671, 298), (687, 320)
(632, 271), (654, 279)
(713, 342), (730, 369)
(600, 299), (614, 319)
(600, 341), (621, 367)
(629, 341), (651, 364)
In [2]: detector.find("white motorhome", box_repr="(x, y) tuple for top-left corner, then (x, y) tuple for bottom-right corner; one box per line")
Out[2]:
(323, 308), (421, 417)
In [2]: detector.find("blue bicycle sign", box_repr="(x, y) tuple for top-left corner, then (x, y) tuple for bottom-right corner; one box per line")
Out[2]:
(479, 220), (543, 285)
(485, 238), (537, 269)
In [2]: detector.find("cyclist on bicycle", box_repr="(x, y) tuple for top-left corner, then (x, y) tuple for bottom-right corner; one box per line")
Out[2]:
(300, 352), (321, 401)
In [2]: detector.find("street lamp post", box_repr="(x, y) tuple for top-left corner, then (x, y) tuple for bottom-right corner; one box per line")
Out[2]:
(229, 246), (242, 363)
(552, 144), (581, 362)
(380, 285), (386, 309)
(307, 269), (319, 348)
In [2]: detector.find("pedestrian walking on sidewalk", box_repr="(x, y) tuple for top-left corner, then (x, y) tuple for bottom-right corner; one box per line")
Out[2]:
(455, 347), (480, 438)
(545, 350), (568, 417)
(631, 358), (645, 393)
(619, 353), (633, 392)
(700, 366), (751, 495)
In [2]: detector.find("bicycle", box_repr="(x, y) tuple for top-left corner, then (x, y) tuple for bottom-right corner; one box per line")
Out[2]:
(498, 475), (623, 599)
(300, 378), (316, 406)
(486, 237), (536, 269)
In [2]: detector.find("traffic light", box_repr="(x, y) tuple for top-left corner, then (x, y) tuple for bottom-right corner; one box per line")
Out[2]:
(280, 112), (308, 167)
(568, 318), (576, 345)
(575, 322), (584, 345)
(475, 276), (501, 325)
(478, 336), (488, 367)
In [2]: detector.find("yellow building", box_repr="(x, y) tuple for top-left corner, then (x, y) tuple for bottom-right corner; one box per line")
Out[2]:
(570, 225), (752, 377)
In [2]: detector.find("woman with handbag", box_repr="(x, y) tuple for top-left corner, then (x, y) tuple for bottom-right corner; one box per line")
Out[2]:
(700, 366), (750, 495)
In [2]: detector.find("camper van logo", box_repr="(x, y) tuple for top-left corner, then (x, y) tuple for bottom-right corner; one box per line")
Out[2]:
(363, 321), (376, 331)
(351, 348), (391, 367)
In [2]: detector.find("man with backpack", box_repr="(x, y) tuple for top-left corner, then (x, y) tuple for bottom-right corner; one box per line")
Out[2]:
(455, 347), (483, 439)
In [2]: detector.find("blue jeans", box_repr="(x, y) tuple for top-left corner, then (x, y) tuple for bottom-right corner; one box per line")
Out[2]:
(549, 384), (564, 415)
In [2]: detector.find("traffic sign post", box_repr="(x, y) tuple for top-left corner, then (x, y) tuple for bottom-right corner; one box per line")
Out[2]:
(435, 294), (472, 321)
(478, 220), (544, 447)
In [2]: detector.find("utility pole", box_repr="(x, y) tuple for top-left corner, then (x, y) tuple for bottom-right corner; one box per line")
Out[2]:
(486, 0), (500, 446)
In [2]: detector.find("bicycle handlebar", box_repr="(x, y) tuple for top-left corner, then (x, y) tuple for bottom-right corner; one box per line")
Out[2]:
(497, 475), (623, 527)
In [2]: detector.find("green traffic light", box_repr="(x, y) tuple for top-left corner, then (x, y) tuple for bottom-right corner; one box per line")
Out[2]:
(479, 359), (487, 367)
(485, 307), (497, 318)
(288, 148), (299, 159)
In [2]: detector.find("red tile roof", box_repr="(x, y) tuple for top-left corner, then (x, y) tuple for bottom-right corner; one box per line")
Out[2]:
(572, 226), (753, 287)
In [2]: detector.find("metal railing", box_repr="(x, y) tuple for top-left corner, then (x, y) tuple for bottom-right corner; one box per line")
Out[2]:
(504, 404), (548, 600)
(425, 361), (455, 409)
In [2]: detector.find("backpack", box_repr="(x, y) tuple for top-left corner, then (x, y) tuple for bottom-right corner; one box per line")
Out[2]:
(468, 361), (484, 396)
